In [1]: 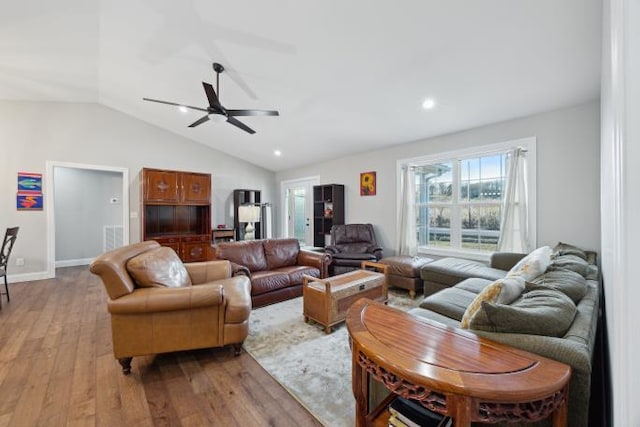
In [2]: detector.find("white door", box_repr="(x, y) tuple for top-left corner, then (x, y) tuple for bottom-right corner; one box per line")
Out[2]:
(281, 177), (319, 247)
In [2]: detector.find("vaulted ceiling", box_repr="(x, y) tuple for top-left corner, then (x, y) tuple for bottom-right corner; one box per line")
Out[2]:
(1, 0), (601, 171)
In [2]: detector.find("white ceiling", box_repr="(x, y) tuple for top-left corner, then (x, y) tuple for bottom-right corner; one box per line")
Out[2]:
(1, 0), (602, 171)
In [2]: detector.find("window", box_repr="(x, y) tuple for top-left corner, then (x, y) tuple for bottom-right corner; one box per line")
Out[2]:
(400, 138), (535, 258)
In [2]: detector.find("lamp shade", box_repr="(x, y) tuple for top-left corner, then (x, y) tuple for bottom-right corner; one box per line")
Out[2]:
(238, 205), (261, 223)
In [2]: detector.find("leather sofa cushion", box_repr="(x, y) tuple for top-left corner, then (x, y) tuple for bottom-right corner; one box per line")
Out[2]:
(215, 240), (267, 272)
(378, 256), (433, 278)
(333, 243), (374, 254)
(419, 287), (478, 321)
(250, 271), (291, 295)
(420, 257), (506, 286)
(264, 238), (299, 270)
(108, 285), (222, 314)
(279, 265), (320, 285)
(333, 224), (376, 244)
(126, 247), (192, 288)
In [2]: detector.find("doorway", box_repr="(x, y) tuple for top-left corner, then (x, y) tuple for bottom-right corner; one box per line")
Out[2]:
(45, 161), (129, 278)
(280, 176), (319, 247)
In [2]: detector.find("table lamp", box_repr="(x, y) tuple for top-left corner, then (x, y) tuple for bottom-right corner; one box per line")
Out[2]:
(238, 205), (261, 240)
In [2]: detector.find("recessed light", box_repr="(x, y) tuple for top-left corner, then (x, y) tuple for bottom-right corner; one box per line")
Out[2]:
(422, 98), (436, 110)
(274, 150), (282, 157)
(178, 106), (188, 113)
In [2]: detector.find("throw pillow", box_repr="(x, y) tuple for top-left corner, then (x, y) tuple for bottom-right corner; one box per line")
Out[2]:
(460, 276), (526, 329)
(527, 268), (588, 303)
(127, 246), (192, 288)
(553, 241), (587, 261)
(506, 246), (553, 281)
(548, 254), (590, 277)
(467, 289), (577, 337)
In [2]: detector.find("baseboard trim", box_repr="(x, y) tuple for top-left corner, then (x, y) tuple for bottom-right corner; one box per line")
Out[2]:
(8, 271), (54, 283)
(55, 258), (93, 268)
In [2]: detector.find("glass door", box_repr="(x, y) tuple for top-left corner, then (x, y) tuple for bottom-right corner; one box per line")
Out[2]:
(281, 177), (319, 247)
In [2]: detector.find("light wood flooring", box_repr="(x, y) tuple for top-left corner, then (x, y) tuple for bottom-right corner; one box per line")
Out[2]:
(0, 266), (323, 426)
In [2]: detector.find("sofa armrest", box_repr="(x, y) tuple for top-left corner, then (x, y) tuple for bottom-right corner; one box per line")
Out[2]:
(366, 245), (384, 260)
(298, 249), (332, 278)
(472, 330), (592, 427)
(229, 262), (251, 279)
(489, 252), (526, 271)
(107, 285), (224, 314)
(324, 245), (340, 255)
(185, 260), (231, 284)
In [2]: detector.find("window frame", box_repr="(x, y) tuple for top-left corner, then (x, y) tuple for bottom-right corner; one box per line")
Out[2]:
(397, 137), (536, 261)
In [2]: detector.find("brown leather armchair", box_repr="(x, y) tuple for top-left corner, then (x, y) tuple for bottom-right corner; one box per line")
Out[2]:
(89, 241), (251, 374)
(325, 224), (383, 274)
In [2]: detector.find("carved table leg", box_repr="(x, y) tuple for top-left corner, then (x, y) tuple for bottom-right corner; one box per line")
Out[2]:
(552, 386), (569, 427)
(353, 350), (368, 427)
(118, 357), (132, 375)
(409, 290), (416, 299)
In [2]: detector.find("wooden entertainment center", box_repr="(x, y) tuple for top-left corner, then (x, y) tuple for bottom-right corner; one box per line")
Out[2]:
(141, 168), (212, 262)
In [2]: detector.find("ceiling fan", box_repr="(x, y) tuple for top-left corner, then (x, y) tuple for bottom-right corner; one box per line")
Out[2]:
(143, 63), (279, 134)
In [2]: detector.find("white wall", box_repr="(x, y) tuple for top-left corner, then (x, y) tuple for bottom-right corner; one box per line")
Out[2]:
(276, 101), (601, 257)
(601, 0), (640, 424)
(54, 167), (122, 262)
(0, 101), (277, 279)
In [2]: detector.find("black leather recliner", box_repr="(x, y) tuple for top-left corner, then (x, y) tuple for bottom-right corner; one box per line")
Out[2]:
(325, 224), (383, 274)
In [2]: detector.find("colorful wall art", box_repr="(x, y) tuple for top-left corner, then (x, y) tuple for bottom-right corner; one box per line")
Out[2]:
(17, 172), (43, 210)
(360, 171), (376, 196)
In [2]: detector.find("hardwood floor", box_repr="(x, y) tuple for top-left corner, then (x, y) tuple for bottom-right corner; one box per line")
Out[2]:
(0, 266), (323, 426)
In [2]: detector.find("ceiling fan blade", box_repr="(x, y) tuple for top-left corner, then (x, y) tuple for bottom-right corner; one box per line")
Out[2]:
(188, 115), (211, 128)
(226, 109), (280, 117)
(143, 98), (209, 112)
(226, 116), (256, 134)
(202, 82), (224, 111)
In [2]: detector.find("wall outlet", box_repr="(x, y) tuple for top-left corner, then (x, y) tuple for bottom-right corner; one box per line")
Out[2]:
(15, 257), (25, 266)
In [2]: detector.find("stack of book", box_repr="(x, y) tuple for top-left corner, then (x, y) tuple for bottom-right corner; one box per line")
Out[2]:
(388, 397), (452, 427)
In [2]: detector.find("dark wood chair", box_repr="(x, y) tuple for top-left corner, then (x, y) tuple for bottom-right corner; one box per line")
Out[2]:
(0, 227), (19, 307)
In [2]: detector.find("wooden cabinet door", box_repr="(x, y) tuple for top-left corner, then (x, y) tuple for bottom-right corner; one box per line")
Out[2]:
(144, 170), (180, 203)
(151, 236), (180, 254)
(181, 241), (209, 262)
(182, 173), (211, 204)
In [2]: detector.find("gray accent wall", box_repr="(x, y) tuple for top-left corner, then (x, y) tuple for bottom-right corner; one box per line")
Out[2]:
(276, 101), (601, 257)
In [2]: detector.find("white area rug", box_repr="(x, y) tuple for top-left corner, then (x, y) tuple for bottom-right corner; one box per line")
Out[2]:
(243, 291), (420, 426)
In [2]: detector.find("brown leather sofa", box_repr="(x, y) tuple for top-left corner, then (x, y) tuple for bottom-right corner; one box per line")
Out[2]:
(212, 238), (331, 308)
(89, 241), (251, 374)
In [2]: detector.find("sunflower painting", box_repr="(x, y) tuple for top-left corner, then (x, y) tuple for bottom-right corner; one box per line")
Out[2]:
(360, 171), (376, 196)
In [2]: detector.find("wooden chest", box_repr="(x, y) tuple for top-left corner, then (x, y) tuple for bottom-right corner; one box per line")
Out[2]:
(303, 262), (388, 333)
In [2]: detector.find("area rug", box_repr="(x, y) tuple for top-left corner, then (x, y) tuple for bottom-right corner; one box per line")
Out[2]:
(243, 291), (421, 427)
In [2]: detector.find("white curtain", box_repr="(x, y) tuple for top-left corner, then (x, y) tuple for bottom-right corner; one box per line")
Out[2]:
(497, 147), (530, 253)
(397, 165), (417, 255)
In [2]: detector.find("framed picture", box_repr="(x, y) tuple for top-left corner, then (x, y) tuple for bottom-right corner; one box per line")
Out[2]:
(360, 171), (376, 196)
(17, 172), (42, 194)
(17, 194), (43, 210)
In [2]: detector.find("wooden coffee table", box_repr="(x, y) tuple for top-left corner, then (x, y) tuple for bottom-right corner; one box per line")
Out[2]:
(303, 262), (388, 333)
(346, 299), (571, 427)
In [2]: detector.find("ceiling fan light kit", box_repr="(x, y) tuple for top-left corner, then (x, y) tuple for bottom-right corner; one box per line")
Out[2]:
(143, 62), (279, 134)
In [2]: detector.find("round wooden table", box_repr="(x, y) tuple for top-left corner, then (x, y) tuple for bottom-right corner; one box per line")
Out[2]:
(346, 298), (571, 427)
